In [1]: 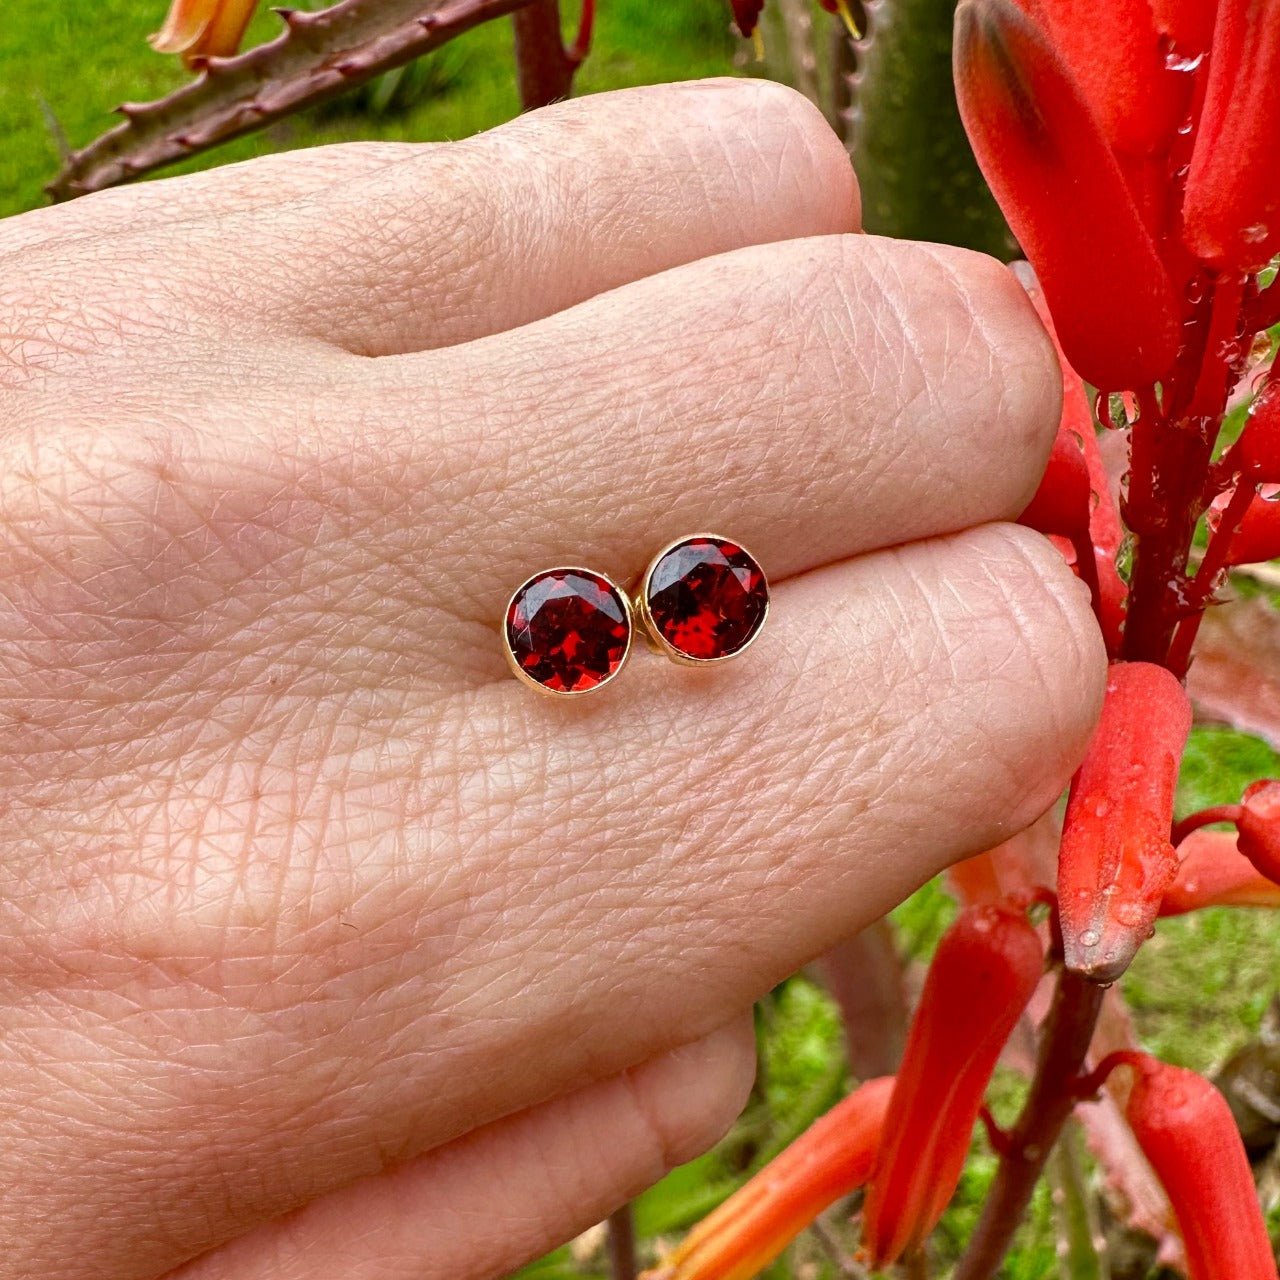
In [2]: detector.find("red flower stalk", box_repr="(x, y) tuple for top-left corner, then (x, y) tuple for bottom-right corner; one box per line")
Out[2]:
(643, 1078), (893, 1280)
(1182, 0), (1280, 270)
(954, 0), (1179, 389)
(1110, 1053), (1279, 1280)
(1058, 662), (1192, 983)
(1160, 830), (1280, 915)
(1238, 779), (1280, 884)
(861, 904), (1043, 1266)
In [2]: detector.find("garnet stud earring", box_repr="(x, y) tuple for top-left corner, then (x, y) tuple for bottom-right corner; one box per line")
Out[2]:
(633, 534), (769, 664)
(503, 567), (634, 696)
(502, 535), (769, 695)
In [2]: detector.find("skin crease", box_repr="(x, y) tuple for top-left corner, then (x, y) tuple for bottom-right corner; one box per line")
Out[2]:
(0, 79), (1106, 1280)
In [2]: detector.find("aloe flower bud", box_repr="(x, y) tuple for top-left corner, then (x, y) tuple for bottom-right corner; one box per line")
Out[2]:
(1238, 780), (1280, 884)
(1121, 1054), (1279, 1280)
(1221, 489), (1280, 566)
(861, 904), (1043, 1266)
(1018, 429), (1092, 538)
(954, 0), (1180, 389)
(1239, 380), (1280, 480)
(642, 1078), (893, 1280)
(1017, 0), (1182, 158)
(1182, 0), (1280, 269)
(1058, 663), (1192, 983)
(727, 0), (765, 37)
(151, 0), (260, 66)
(1160, 830), (1280, 915)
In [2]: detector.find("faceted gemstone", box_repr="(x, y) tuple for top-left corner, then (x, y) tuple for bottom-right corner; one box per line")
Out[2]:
(506, 569), (631, 693)
(644, 537), (768, 661)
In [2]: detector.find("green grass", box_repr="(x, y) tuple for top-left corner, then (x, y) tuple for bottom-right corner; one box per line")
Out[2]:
(0, 0), (737, 217)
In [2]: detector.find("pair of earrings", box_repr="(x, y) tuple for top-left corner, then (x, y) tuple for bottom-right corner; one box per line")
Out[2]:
(503, 534), (769, 696)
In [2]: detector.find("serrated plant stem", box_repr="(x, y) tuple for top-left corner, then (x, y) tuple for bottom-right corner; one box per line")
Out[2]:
(48, 0), (536, 201)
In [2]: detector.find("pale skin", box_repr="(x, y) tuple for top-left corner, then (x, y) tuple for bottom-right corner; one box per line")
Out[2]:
(0, 78), (1106, 1280)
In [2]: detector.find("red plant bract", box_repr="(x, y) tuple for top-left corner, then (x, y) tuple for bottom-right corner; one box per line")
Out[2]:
(953, 0), (1179, 389)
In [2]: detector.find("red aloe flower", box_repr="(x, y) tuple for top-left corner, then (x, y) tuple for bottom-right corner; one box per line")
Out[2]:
(641, 1078), (893, 1280)
(1058, 662), (1192, 982)
(1238, 779), (1280, 884)
(727, 0), (765, 38)
(1160, 830), (1280, 915)
(861, 904), (1043, 1266)
(1014, 0), (1182, 160)
(1182, 0), (1280, 270)
(1115, 1053), (1279, 1280)
(954, 0), (1180, 389)
(1238, 377), (1280, 479)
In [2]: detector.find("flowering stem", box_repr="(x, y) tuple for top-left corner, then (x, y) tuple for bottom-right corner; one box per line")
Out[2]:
(951, 970), (1104, 1280)
(1170, 804), (1244, 849)
(1166, 473), (1260, 673)
(511, 0), (591, 109)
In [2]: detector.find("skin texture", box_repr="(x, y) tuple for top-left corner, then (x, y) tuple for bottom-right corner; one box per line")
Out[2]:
(0, 78), (1106, 1280)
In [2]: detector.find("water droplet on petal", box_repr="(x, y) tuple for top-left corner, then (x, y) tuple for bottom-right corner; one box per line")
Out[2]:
(1080, 929), (1101, 948)
(1243, 223), (1269, 245)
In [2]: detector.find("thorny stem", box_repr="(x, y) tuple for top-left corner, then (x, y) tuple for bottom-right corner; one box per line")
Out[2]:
(512, 0), (593, 110)
(47, 0), (536, 200)
(951, 971), (1105, 1280)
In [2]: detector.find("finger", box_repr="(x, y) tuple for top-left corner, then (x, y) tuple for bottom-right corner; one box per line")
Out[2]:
(0, 144), (422, 257)
(165, 1019), (755, 1280)
(157, 77), (860, 353)
(356, 235), (1060, 626)
(0, 525), (1101, 1279)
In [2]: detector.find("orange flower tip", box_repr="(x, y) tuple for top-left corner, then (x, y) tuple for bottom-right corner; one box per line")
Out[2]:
(151, 0), (259, 62)
(650, 1077), (893, 1280)
(861, 905), (1043, 1266)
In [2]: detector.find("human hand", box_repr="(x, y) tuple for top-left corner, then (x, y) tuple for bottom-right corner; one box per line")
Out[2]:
(0, 78), (1104, 1280)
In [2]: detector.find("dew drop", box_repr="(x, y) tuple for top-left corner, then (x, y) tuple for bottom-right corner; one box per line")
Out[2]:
(1243, 223), (1269, 245)
(1163, 47), (1204, 72)
(1080, 929), (1101, 948)
(1185, 277), (1205, 304)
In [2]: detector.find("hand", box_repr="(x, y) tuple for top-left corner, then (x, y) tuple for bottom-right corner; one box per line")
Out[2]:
(0, 78), (1105, 1280)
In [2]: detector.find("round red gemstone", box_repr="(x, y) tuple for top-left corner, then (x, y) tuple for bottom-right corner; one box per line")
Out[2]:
(644, 537), (768, 661)
(506, 569), (632, 693)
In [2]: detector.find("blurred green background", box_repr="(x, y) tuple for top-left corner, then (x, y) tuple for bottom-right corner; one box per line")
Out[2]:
(2, 2), (1279, 1276)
